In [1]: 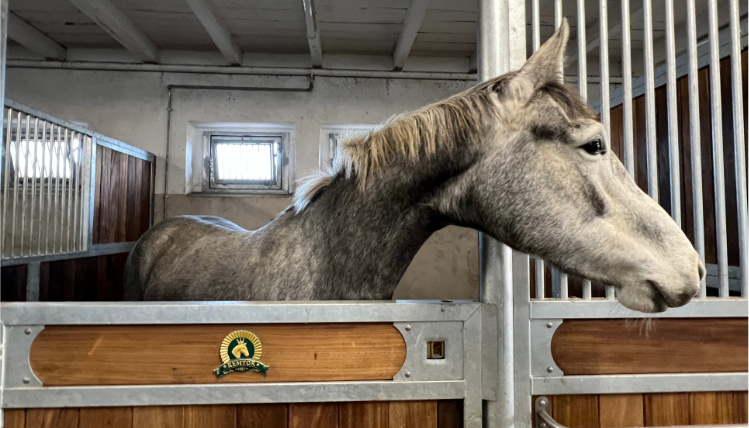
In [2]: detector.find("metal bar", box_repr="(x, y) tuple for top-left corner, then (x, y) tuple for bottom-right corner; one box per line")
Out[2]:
(36, 121), (46, 255)
(72, 132), (81, 251)
(28, 117), (38, 256)
(554, 0), (562, 29)
(44, 123), (52, 255)
(2, 107), (12, 258)
(65, 129), (74, 252)
(530, 299), (748, 320)
(642, 0), (658, 200)
(52, 124), (60, 254)
(513, 250), (532, 427)
(86, 140), (96, 251)
(665, 0), (681, 227)
(532, 372), (748, 395)
(2, 380), (465, 409)
(531, 6), (543, 302)
(10, 110), (20, 258)
(686, 0), (706, 297)
(576, 0), (586, 100)
(1, 241), (134, 267)
(20, 112), (29, 256)
(621, 0), (634, 176)
(728, 0), (747, 297)
(535, 258), (545, 301)
(532, 0), (540, 52)
(707, 0), (728, 297)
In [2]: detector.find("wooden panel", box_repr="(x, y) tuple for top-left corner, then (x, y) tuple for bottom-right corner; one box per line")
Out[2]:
(340, 402), (388, 428)
(690, 392), (749, 425)
(289, 403), (338, 428)
(551, 395), (599, 428)
(644, 393), (689, 426)
(185, 405), (236, 428)
(551, 319), (748, 374)
(1, 265), (26, 301)
(26, 409), (80, 428)
(598, 394), (643, 427)
(38, 253), (129, 302)
(389, 401), (438, 428)
(133, 406), (185, 428)
(30, 324), (406, 385)
(237, 404), (288, 428)
(3, 409), (26, 428)
(79, 407), (133, 428)
(437, 400), (463, 428)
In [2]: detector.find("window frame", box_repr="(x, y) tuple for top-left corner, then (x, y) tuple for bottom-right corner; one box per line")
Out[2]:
(207, 133), (284, 191)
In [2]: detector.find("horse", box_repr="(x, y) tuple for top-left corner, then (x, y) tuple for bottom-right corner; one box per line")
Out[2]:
(125, 20), (704, 313)
(231, 338), (250, 359)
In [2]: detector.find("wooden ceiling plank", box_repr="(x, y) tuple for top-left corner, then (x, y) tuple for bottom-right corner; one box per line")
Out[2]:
(392, 0), (430, 70)
(185, 0), (242, 65)
(8, 12), (66, 60)
(67, 0), (160, 62)
(301, 0), (323, 67)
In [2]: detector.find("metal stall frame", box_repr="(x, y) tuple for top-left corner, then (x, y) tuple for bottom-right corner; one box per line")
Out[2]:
(1, 300), (497, 427)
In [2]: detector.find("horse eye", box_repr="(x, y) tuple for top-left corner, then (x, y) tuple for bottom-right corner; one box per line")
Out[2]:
(581, 139), (606, 155)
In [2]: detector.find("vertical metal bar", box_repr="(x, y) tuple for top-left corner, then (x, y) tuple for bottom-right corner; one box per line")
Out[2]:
(37, 120), (46, 256)
(512, 250), (532, 428)
(1, 107), (12, 258)
(728, 0), (747, 297)
(11, 110), (21, 257)
(553, 0), (568, 298)
(576, 0), (586, 100)
(478, 0), (524, 425)
(707, 0), (728, 297)
(29, 118), (38, 256)
(642, 0), (658, 200)
(65, 129), (74, 252)
(52, 124), (60, 254)
(72, 132), (81, 251)
(20, 113), (29, 256)
(686, 0), (705, 297)
(621, 0), (634, 176)
(86, 141), (97, 252)
(532, 0), (540, 52)
(596, 0), (611, 300)
(665, 0), (681, 227)
(535, 258), (545, 301)
(44, 123), (52, 255)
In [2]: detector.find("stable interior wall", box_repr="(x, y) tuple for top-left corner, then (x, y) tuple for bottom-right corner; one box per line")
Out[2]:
(5, 68), (479, 300)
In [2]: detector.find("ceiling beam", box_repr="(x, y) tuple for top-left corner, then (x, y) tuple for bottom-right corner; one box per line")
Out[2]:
(8, 13), (66, 60)
(301, 0), (322, 68)
(67, 0), (160, 63)
(185, 0), (242, 65)
(392, 0), (431, 71)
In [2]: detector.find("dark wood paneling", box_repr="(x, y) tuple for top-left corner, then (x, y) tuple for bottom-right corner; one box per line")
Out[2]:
(37, 252), (128, 302)
(25, 409), (80, 428)
(94, 146), (151, 245)
(237, 404), (288, 428)
(437, 400), (463, 428)
(551, 318), (748, 375)
(289, 403), (338, 428)
(340, 402), (389, 428)
(3, 409), (26, 428)
(185, 405), (236, 428)
(1, 265), (26, 301)
(132, 406), (185, 428)
(552, 395), (599, 428)
(599, 394), (643, 427)
(30, 324), (406, 385)
(644, 393), (690, 426)
(389, 401), (438, 428)
(79, 407), (132, 428)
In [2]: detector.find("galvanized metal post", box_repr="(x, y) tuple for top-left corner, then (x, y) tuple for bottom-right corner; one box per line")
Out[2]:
(477, 0), (525, 426)
(0, 0), (9, 424)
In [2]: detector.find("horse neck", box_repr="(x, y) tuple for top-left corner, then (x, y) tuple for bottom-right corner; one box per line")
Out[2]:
(290, 146), (471, 300)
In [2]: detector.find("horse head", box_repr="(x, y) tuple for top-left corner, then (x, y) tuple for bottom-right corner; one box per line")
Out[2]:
(435, 19), (704, 312)
(232, 338), (250, 359)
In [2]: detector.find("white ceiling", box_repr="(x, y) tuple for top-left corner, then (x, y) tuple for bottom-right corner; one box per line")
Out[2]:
(6, 0), (744, 75)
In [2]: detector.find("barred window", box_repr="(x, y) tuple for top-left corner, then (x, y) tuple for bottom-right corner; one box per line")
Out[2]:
(209, 134), (282, 191)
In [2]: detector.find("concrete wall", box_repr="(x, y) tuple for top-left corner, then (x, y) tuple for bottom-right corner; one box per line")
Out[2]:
(6, 68), (479, 300)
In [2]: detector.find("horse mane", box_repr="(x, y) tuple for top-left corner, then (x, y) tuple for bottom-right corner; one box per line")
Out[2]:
(293, 84), (500, 212)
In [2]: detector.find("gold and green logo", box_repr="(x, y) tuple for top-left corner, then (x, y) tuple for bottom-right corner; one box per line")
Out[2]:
(213, 330), (270, 378)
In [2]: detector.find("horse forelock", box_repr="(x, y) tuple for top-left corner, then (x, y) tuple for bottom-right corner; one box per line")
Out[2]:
(292, 80), (506, 213)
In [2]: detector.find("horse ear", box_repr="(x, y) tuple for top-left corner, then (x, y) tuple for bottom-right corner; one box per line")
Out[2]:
(518, 18), (568, 86)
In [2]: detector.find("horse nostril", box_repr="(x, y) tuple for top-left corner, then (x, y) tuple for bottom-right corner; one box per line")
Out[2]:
(697, 261), (706, 281)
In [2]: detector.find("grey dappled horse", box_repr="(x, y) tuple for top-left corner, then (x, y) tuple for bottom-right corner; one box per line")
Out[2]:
(125, 21), (704, 313)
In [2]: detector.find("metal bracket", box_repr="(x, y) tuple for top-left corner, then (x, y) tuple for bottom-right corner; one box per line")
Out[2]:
(481, 303), (498, 401)
(535, 396), (566, 428)
(531, 319), (563, 377)
(393, 321), (463, 381)
(3, 325), (44, 388)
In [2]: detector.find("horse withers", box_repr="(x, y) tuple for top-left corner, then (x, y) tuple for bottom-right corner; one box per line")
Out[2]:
(126, 20), (704, 313)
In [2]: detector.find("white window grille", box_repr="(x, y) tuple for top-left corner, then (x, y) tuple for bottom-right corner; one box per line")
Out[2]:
(319, 125), (377, 170)
(208, 134), (283, 191)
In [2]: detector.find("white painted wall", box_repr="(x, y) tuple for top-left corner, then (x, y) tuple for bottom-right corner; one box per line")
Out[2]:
(5, 68), (479, 300)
